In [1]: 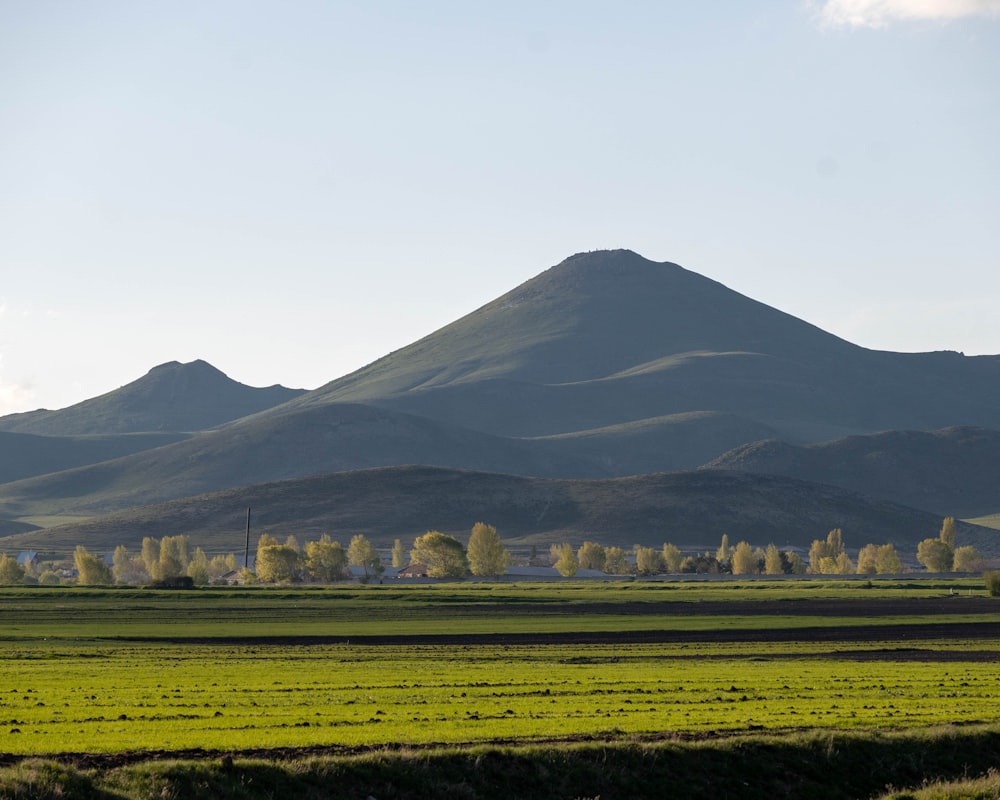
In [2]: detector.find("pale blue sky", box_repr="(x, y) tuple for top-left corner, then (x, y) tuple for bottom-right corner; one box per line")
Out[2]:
(1, 1), (998, 415)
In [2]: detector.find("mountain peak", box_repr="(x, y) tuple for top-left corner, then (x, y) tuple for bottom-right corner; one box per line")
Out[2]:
(0, 360), (305, 436)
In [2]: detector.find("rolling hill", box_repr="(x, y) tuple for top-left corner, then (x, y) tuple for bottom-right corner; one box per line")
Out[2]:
(0, 404), (780, 521)
(704, 426), (1000, 518)
(1, 465), (988, 558)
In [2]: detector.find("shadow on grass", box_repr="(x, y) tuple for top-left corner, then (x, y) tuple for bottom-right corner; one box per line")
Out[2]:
(6, 726), (1000, 800)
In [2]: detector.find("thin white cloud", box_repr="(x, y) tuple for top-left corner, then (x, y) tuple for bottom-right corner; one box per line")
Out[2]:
(819, 0), (1000, 27)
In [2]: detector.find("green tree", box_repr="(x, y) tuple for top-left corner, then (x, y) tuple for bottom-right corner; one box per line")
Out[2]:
(141, 537), (161, 580)
(304, 534), (348, 582)
(808, 529), (845, 574)
(186, 547), (210, 585)
(875, 543), (902, 574)
(635, 546), (665, 576)
(681, 553), (720, 574)
(731, 541), (758, 575)
(662, 543), (683, 573)
(412, 531), (468, 578)
(953, 545), (984, 573)
(577, 541), (606, 571)
(716, 534), (733, 566)
(391, 538), (407, 568)
(807, 539), (828, 573)
(159, 535), (190, 580)
(255, 532), (278, 569)
(74, 545), (112, 585)
(348, 534), (382, 578)
(207, 553), (237, 582)
(764, 543), (784, 575)
(785, 551), (805, 575)
(112, 545), (149, 584)
(940, 517), (956, 551)
(255, 544), (301, 583)
(826, 528), (845, 558)
(112, 545), (132, 584)
(467, 523), (510, 578)
(834, 551), (854, 574)
(603, 546), (630, 575)
(550, 543), (578, 577)
(0, 554), (25, 585)
(917, 537), (953, 572)
(856, 544), (878, 575)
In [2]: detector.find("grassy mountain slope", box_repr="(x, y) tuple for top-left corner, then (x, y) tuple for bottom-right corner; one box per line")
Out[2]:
(0, 360), (305, 435)
(2, 465), (988, 558)
(704, 426), (1000, 518)
(0, 430), (188, 484)
(0, 405), (783, 522)
(271, 250), (1000, 443)
(527, 411), (781, 474)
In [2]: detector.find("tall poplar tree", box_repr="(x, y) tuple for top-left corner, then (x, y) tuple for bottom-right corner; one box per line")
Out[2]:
(467, 523), (510, 578)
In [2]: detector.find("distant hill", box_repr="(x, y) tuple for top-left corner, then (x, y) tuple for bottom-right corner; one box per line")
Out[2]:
(704, 426), (1000, 518)
(2, 466), (987, 558)
(0, 360), (305, 435)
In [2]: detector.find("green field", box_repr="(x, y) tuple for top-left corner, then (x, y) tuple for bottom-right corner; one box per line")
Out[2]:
(1, 579), (999, 798)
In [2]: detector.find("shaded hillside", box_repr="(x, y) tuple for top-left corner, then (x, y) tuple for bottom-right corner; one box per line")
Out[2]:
(0, 518), (38, 538)
(3, 465), (989, 558)
(527, 411), (780, 475)
(0, 360), (305, 435)
(0, 430), (188, 484)
(0, 405), (779, 521)
(704, 426), (1000, 518)
(272, 250), (1000, 443)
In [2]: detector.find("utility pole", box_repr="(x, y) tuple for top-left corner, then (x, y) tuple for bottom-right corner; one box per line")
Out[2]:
(244, 507), (251, 569)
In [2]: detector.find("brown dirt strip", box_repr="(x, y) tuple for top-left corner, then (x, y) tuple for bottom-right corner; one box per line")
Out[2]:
(108, 619), (1000, 648)
(499, 597), (999, 618)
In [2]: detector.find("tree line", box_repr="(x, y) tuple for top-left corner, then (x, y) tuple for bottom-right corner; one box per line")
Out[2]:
(253, 522), (511, 583)
(0, 517), (985, 586)
(545, 519), (983, 577)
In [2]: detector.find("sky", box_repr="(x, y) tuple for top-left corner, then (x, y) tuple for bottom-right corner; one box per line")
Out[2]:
(1, 0), (999, 415)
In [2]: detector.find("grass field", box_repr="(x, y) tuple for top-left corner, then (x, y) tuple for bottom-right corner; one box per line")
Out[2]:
(1, 578), (999, 798)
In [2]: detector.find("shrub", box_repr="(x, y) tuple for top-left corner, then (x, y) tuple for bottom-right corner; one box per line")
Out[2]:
(984, 571), (1000, 597)
(149, 575), (195, 590)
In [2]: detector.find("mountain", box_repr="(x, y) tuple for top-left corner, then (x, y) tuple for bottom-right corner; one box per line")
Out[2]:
(2, 250), (999, 554)
(704, 426), (1000, 518)
(274, 250), (1000, 444)
(1, 465), (987, 558)
(0, 360), (306, 436)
